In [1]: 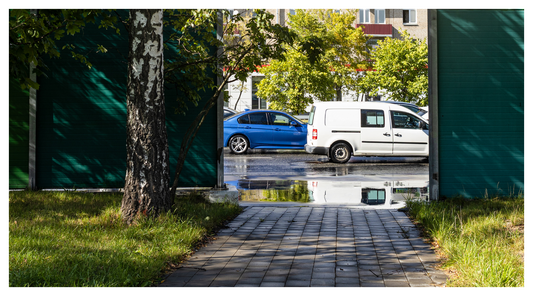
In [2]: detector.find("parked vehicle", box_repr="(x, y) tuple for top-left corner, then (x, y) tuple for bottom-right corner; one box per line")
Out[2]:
(224, 110), (307, 154)
(375, 100), (429, 120)
(308, 179), (429, 205)
(305, 102), (429, 163)
(224, 107), (238, 118)
(293, 112), (310, 122)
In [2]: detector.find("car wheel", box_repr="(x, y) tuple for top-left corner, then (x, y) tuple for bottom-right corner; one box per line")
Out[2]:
(330, 142), (351, 164)
(229, 135), (249, 154)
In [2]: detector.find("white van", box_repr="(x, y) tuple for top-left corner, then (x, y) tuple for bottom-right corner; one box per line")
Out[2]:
(307, 179), (429, 206)
(305, 102), (429, 163)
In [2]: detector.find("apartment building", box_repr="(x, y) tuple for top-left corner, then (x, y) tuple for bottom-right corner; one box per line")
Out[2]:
(355, 9), (427, 44)
(225, 9), (428, 111)
(264, 9), (428, 40)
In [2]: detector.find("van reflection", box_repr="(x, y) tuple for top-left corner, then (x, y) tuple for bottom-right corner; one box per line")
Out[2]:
(308, 180), (428, 206)
(234, 179), (428, 206)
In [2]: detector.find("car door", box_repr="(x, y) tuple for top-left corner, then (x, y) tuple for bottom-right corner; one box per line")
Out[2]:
(390, 111), (429, 155)
(268, 112), (306, 147)
(360, 108), (393, 155)
(239, 112), (273, 147)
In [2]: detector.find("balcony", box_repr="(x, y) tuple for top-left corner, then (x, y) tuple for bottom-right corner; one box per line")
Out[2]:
(355, 24), (393, 37)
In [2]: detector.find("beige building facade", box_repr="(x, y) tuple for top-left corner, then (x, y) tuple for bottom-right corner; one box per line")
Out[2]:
(225, 9), (428, 111)
(355, 9), (427, 41)
(262, 9), (428, 40)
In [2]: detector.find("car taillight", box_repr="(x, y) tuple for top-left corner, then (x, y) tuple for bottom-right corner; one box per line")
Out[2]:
(312, 129), (318, 140)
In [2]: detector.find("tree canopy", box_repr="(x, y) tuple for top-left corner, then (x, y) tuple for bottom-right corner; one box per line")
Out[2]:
(163, 9), (295, 115)
(9, 9), (120, 90)
(165, 9), (296, 196)
(256, 9), (370, 114)
(360, 29), (428, 106)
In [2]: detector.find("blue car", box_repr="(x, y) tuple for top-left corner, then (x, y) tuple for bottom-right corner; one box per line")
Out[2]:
(224, 110), (307, 154)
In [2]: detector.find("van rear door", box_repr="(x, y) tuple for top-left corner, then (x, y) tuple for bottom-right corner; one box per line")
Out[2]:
(360, 108), (393, 155)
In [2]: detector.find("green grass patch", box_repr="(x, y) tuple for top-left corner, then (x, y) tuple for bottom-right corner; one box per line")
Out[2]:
(9, 190), (242, 287)
(405, 195), (524, 287)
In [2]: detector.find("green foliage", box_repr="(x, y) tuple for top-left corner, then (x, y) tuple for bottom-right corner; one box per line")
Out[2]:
(360, 29), (428, 105)
(163, 9), (295, 115)
(257, 9), (370, 114)
(9, 9), (120, 90)
(9, 190), (242, 287)
(405, 196), (524, 287)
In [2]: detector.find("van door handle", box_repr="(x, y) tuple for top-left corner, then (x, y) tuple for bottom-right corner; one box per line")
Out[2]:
(383, 132), (390, 136)
(395, 133), (402, 137)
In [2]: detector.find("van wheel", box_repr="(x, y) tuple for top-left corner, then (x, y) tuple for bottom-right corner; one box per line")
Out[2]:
(330, 143), (351, 164)
(229, 135), (249, 154)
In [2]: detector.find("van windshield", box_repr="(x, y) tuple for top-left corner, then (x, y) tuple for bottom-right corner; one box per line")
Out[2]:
(308, 106), (316, 125)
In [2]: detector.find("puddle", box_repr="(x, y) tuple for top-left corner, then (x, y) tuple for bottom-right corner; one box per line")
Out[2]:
(227, 179), (429, 207)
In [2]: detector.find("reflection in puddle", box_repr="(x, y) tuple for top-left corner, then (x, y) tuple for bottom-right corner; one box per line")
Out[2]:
(228, 179), (429, 207)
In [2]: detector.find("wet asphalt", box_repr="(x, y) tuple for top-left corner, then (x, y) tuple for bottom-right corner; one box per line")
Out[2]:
(223, 149), (429, 182)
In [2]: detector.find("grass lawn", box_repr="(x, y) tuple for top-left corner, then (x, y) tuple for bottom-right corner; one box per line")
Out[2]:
(9, 190), (242, 287)
(405, 195), (524, 287)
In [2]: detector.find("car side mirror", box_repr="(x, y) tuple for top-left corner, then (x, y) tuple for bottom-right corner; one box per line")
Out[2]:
(290, 121), (299, 127)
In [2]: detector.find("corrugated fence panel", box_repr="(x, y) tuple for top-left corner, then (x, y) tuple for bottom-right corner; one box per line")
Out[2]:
(9, 78), (30, 188)
(35, 10), (218, 188)
(437, 9), (524, 197)
(36, 13), (129, 188)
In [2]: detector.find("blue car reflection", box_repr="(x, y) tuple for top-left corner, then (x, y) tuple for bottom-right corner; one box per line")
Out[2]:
(224, 110), (307, 154)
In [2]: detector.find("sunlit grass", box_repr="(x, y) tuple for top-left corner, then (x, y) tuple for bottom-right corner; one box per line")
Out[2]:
(405, 195), (524, 287)
(9, 190), (242, 287)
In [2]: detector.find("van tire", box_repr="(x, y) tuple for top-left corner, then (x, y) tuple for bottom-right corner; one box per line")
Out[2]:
(229, 135), (249, 154)
(330, 142), (351, 164)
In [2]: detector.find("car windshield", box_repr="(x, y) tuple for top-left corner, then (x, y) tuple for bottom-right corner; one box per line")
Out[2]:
(396, 103), (427, 117)
(400, 104), (421, 114)
(291, 115), (305, 125)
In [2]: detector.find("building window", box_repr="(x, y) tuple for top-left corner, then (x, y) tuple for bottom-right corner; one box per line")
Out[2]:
(289, 9), (295, 15)
(251, 78), (266, 109)
(375, 9), (385, 24)
(359, 9), (370, 23)
(403, 9), (417, 24)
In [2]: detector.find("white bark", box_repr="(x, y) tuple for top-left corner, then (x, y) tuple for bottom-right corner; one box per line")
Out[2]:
(122, 9), (170, 224)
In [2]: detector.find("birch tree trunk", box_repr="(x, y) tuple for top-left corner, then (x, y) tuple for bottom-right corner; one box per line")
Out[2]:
(121, 9), (170, 224)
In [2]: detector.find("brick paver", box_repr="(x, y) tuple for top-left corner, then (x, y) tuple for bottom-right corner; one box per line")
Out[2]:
(159, 206), (447, 287)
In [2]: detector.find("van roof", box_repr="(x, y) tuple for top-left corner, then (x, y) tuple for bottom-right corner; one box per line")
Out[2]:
(312, 101), (427, 122)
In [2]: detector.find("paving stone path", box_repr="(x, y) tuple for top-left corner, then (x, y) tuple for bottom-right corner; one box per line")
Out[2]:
(159, 206), (447, 287)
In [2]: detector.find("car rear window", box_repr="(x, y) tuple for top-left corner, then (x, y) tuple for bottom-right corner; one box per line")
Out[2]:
(237, 115), (250, 124)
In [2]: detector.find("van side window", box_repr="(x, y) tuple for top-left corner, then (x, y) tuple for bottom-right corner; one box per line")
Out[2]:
(362, 189), (386, 205)
(391, 111), (420, 129)
(361, 110), (385, 127)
